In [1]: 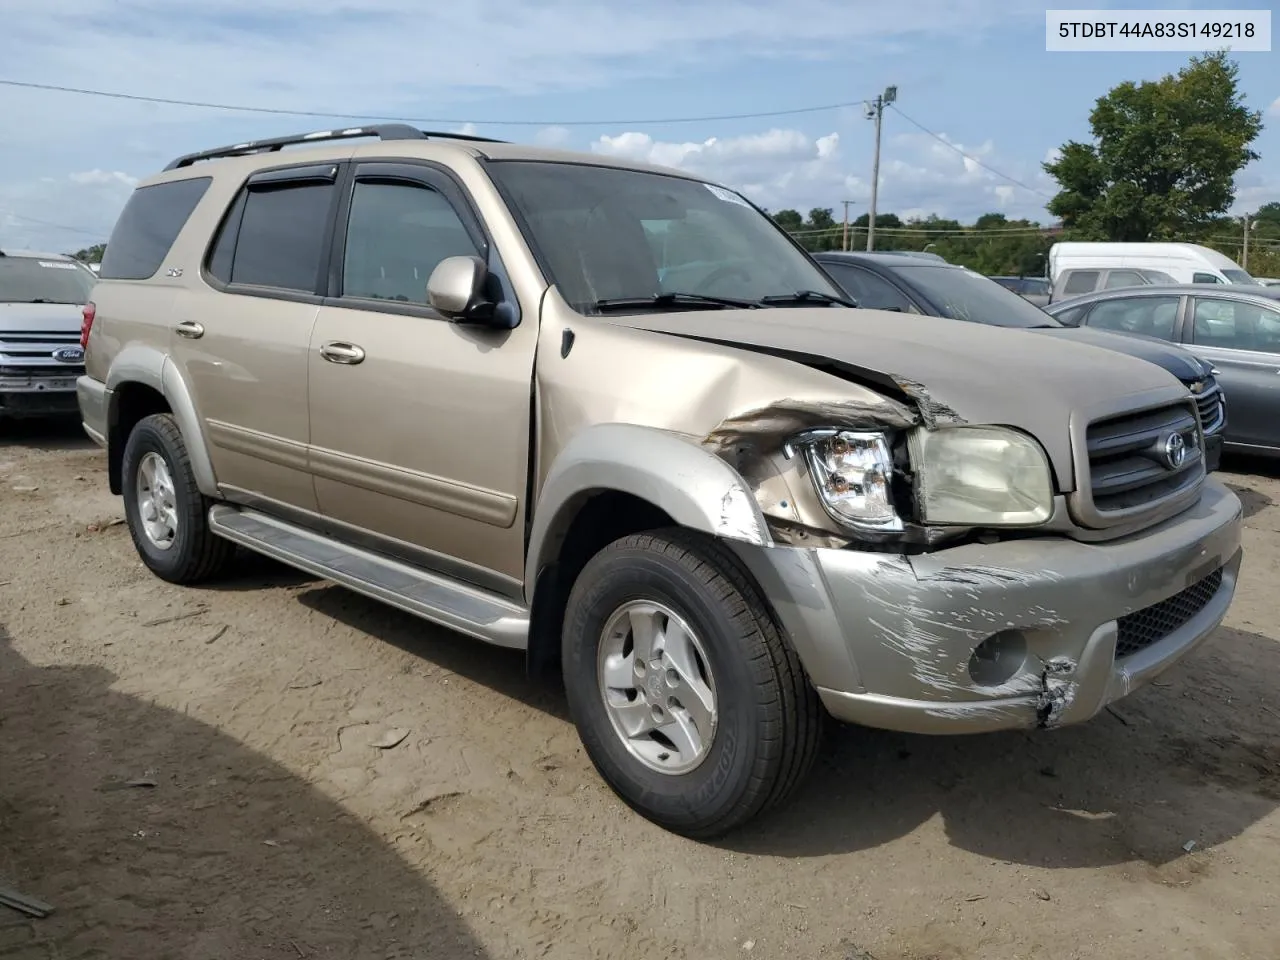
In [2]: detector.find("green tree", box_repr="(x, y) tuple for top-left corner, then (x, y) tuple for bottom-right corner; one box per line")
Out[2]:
(771, 209), (804, 232)
(71, 243), (106, 263)
(1044, 51), (1264, 241)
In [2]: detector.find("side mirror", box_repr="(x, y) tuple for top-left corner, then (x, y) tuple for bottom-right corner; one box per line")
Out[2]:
(427, 255), (497, 324)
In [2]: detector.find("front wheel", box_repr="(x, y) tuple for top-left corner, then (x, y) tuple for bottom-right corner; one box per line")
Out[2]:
(561, 529), (822, 839)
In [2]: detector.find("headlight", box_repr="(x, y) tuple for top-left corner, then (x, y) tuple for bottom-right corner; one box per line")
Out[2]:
(787, 429), (903, 532)
(909, 426), (1052, 526)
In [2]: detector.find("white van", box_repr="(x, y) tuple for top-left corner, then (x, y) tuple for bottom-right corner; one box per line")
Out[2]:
(1048, 242), (1257, 301)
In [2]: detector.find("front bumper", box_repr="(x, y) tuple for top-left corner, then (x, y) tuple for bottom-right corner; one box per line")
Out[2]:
(0, 372), (82, 418)
(731, 477), (1243, 734)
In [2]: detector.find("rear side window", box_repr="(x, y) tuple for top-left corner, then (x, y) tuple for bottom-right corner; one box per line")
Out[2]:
(207, 180), (335, 292)
(1061, 270), (1099, 295)
(1103, 269), (1145, 289)
(1192, 272), (1222, 284)
(99, 177), (211, 280)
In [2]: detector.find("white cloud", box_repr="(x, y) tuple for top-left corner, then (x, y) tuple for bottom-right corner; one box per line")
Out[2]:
(589, 124), (1055, 223)
(1269, 96), (1280, 117)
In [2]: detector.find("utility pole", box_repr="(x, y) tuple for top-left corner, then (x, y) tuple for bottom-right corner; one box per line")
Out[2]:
(841, 200), (854, 251)
(865, 85), (897, 252)
(1242, 215), (1256, 270)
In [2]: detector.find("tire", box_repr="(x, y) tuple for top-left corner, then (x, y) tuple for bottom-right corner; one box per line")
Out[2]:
(561, 528), (822, 839)
(121, 412), (234, 584)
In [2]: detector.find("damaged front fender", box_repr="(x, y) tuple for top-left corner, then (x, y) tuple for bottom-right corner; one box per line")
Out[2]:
(524, 422), (773, 596)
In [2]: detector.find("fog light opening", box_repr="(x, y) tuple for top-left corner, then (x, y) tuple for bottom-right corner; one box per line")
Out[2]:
(968, 630), (1029, 687)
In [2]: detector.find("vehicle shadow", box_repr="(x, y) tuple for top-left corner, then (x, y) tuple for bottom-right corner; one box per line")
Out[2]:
(0, 625), (492, 959)
(293, 584), (570, 724)
(0, 415), (95, 452)
(729, 624), (1280, 868)
(282, 581), (1278, 871)
(1222, 481), (1272, 520)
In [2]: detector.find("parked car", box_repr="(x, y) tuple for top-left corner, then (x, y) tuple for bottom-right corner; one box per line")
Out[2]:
(0, 248), (95, 421)
(879, 249), (947, 262)
(1049, 241), (1257, 288)
(812, 252), (1226, 470)
(1254, 277), (1280, 287)
(1049, 266), (1178, 303)
(1045, 285), (1280, 457)
(79, 124), (1242, 838)
(990, 275), (1051, 306)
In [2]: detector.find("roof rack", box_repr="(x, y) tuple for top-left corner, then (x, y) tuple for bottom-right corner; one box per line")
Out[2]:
(163, 124), (506, 170)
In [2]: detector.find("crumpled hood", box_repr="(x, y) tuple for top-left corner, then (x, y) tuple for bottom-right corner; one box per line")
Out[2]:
(1032, 325), (1210, 383)
(0, 302), (84, 334)
(605, 306), (1189, 490)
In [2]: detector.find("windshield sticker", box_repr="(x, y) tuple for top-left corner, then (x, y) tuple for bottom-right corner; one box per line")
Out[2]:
(705, 183), (752, 208)
(37, 261), (80, 270)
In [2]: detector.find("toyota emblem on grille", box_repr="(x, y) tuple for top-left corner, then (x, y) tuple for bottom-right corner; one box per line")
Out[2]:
(1163, 431), (1188, 469)
(52, 346), (84, 363)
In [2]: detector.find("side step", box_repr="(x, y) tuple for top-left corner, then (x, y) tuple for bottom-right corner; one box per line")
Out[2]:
(208, 505), (530, 649)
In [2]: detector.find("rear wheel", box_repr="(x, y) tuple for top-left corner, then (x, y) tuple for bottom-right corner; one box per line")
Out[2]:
(561, 528), (822, 839)
(121, 413), (234, 584)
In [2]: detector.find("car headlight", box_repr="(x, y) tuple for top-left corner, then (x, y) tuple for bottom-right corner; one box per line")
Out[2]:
(786, 429), (903, 532)
(908, 426), (1052, 526)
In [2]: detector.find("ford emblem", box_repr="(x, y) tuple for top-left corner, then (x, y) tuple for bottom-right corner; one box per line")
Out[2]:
(53, 346), (85, 364)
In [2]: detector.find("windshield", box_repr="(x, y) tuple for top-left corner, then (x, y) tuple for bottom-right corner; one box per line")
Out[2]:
(0, 255), (96, 304)
(889, 264), (1061, 328)
(487, 160), (845, 312)
(1222, 268), (1259, 285)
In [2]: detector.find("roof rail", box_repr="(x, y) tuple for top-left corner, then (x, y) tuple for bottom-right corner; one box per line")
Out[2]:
(163, 124), (506, 170)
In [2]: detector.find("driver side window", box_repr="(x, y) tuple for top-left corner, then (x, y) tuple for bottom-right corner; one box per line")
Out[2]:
(823, 264), (913, 312)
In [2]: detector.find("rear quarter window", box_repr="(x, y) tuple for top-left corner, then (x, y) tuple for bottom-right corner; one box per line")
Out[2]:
(99, 177), (212, 281)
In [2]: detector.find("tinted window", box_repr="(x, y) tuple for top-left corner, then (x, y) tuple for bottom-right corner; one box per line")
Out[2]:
(1085, 296), (1179, 340)
(1191, 298), (1280, 352)
(822, 264), (913, 311)
(0, 256), (96, 304)
(487, 161), (843, 311)
(1142, 269), (1176, 283)
(1053, 304), (1087, 326)
(217, 181), (334, 291)
(341, 180), (480, 304)
(1104, 269), (1146, 289)
(1192, 272), (1222, 284)
(1062, 270), (1099, 295)
(1022, 278), (1050, 295)
(1221, 269), (1258, 285)
(890, 264), (1060, 328)
(99, 177), (211, 280)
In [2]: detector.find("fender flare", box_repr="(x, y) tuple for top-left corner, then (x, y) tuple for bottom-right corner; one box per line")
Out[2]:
(105, 345), (219, 497)
(524, 422), (772, 595)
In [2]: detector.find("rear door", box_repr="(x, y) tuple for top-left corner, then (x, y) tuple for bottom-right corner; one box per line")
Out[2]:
(170, 161), (343, 511)
(1182, 295), (1280, 449)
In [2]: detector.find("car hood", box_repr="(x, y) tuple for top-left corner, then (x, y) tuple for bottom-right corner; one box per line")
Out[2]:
(0, 302), (84, 333)
(1031, 325), (1209, 382)
(606, 306), (1188, 490)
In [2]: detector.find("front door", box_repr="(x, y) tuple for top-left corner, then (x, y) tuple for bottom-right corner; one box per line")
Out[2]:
(306, 161), (539, 588)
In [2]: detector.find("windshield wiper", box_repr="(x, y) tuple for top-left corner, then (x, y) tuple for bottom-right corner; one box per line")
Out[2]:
(758, 289), (858, 308)
(593, 292), (760, 312)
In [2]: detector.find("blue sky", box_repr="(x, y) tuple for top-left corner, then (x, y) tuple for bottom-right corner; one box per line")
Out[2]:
(0, 0), (1276, 254)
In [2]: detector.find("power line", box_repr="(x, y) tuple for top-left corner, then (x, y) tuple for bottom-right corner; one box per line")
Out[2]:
(888, 105), (1053, 200)
(0, 210), (108, 239)
(0, 78), (869, 128)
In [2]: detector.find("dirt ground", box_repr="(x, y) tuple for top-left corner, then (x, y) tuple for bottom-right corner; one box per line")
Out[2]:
(1, 419), (1278, 960)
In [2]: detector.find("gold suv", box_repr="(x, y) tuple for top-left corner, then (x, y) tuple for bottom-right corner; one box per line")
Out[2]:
(78, 125), (1243, 838)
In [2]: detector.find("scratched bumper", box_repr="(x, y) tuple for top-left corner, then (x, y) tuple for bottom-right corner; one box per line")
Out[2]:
(730, 477), (1243, 735)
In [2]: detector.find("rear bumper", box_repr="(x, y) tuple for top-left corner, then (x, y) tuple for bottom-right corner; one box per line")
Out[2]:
(76, 375), (109, 446)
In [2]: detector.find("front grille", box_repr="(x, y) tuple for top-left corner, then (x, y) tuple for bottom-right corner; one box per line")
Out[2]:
(1084, 401), (1203, 515)
(1191, 379), (1226, 436)
(0, 331), (84, 377)
(1115, 566), (1224, 659)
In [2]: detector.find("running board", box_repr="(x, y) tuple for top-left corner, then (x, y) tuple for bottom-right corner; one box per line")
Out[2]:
(207, 505), (530, 649)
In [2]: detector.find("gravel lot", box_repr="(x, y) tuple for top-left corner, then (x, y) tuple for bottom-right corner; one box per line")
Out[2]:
(2, 419), (1278, 960)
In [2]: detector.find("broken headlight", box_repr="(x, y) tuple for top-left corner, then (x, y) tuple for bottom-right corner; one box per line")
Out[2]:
(909, 426), (1052, 526)
(788, 429), (903, 532)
